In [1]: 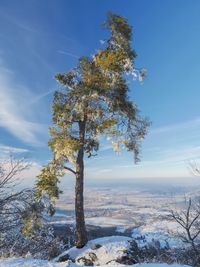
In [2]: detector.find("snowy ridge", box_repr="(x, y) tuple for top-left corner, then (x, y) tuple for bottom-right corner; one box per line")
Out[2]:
(0, 236), (192, 266)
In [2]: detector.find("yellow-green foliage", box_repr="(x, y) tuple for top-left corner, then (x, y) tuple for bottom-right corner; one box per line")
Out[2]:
(97, 118), (117, 134)
(36, 162), (63, 199)
(22, 216), (41, 237)
(94, 50), (125, 73)
(21, 201), (45, 237)
(49, 137), (80, 162)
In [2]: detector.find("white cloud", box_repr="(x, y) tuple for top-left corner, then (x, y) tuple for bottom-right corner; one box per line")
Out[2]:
(151, 117), (200, 135)
(0, 63), (47, 145)
(0, 144), (29, 156)
(19, 161), (42, 187)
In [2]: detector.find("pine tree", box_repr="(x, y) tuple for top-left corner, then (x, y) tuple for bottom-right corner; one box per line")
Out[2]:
(36, 12), (150, 248)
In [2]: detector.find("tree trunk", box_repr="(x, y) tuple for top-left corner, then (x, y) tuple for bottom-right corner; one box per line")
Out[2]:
(75, 120), (87, 248)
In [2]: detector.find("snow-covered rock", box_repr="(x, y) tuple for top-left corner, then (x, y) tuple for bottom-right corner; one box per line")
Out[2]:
(0, 235), (193, 267)
(55, 236), (133, 265)
(0, 258), (191, 267)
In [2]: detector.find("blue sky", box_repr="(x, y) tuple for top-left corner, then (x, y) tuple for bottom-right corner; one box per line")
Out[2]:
(1, 0), (200, 185)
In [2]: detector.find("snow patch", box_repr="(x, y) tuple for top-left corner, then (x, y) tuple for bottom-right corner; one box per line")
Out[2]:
(0, 258), (191, 267)
(0, 257), (65, 267)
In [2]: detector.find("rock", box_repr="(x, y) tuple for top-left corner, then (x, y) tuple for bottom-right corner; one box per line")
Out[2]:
(129, 239), (139, 250)
(57, 253), (70, 262)
(76, 256), (94, 266)
(91, 243), (102, 250)
(116, 255), (137, 265)
(76, 251), (98, 266)
(88, 252), (98, 261)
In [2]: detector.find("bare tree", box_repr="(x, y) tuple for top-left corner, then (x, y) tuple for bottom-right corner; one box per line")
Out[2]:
(0, 156), (63, 259)
(169, 197), (200, 266)
(0, 156), (31, 232)
(0, 155), (30, 195)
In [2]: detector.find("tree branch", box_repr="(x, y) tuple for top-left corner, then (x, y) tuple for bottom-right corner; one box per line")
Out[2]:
(63, 166), (76, 175)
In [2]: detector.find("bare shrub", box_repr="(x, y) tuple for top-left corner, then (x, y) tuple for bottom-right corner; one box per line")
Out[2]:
(168, 197), (200, 266)
(0, 156), (63, 259)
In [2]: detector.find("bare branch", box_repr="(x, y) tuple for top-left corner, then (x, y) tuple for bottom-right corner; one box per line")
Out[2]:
(63, 166), (76, 175)
(169, 196), (200, 262)
(188, 160), (200, 176)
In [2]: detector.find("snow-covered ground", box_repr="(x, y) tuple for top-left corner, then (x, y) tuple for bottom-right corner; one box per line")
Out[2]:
(54, 236), (131, 265)
(0, 258), (63, 267)
(0, 259), (191, 267)
(0, 235), (192, 266)
(54, 236), (190, 266)
(52, 187), (193, 251)
(86, 217), (129, 227)
(131, 223), (184, 249)
(1, 187), (194, 267)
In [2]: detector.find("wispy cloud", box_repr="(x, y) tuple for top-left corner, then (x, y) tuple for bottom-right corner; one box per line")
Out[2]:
(0, 9), (38, 34)
(142, 117), (200, 165)
(57, 50), (79, 59)
(31, 88), (55, 104)
(0, 63), (46, 145)
(0, 144), (29, 155)
(19, 161), (42, 187)
(151, 117), (200, 135)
